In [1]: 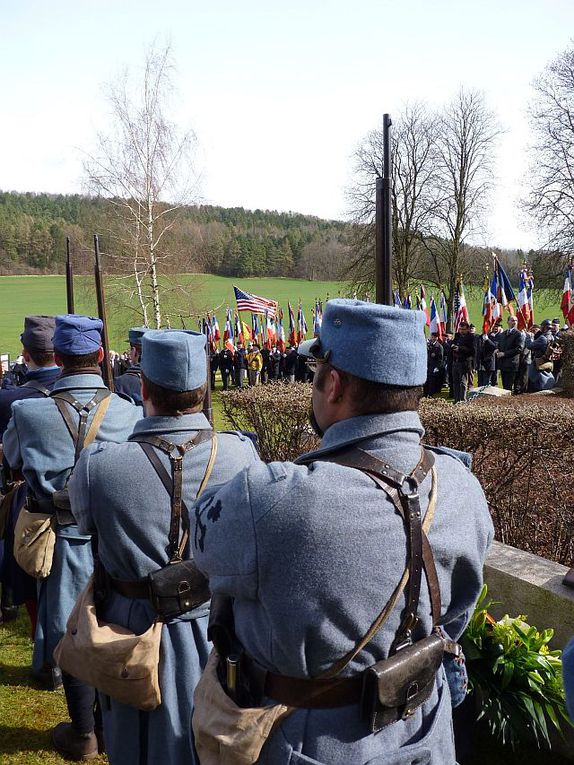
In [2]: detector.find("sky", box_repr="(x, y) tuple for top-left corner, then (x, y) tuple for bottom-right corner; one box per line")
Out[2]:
(1, 0), (574, 251)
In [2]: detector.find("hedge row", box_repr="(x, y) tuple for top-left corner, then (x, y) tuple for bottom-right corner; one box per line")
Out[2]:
(221, 385), (574, 565)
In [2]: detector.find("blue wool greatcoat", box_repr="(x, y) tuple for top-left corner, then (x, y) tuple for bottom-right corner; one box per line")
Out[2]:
(69, 412), (260, 765)
(114, 364), (143, 406)
(0, 366), (61, 604)
(3, 373), (142, 673)
(193, 411), (493, 765)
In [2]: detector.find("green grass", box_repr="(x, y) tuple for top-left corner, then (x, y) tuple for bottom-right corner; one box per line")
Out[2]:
(0, 609), (107, 764)
(0, 274), (345, 358)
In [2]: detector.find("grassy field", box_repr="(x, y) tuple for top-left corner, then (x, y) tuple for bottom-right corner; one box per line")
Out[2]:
(0, 274), (563, 358)
(0, 274), (345, 358)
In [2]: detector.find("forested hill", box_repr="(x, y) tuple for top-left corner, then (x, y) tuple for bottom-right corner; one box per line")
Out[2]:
(0, 191), (349, 280)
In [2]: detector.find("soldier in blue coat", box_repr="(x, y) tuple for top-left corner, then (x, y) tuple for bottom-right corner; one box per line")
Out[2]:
(3, 314), (142, 761)
(0, 316), (60, 639)
(69, 329), (260, 765)
(193, 299), (493, 765)
(114, 326), (147, 406)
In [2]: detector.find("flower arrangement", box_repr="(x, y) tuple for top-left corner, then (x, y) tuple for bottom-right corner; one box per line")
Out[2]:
(461, 584), (572, 750)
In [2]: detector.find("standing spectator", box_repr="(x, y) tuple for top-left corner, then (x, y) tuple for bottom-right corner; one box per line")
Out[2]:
(246, 343), (263, 386)
(443, 333), (455, 398)
(218, 347), (234, 391)
(495, 315), (525, 392)
(468, 324), (481, 388)
(269, 345), (282, 380)
(424, 333), (444, 396)
(260, 345), (270, 384)
(283, 346), (298, 382)
(233, 342), (247, 388)
(450, 321), (475, 402)
(526, 320), (556, 392)
(477, 331), (499, 387)
(209, 348), (219, 390)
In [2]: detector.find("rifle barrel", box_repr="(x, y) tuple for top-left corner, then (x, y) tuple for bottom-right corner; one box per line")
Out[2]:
(66, 237), (75, 314)
(93, 234), (115, 392)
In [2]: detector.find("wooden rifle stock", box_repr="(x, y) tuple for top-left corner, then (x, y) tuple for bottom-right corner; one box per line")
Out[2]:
(65, 237), (75, 314)
(93, 235), (115, 392)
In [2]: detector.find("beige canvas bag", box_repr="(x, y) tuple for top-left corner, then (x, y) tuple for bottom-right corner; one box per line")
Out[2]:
(13, 510), (57, 578)
(54, 573), (163, 711)
(193, 650), (293, 765)
(13, 394), (111, 579)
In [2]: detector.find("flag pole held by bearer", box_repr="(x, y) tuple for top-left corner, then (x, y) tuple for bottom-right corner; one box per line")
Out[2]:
(93, 235), (115, 392)
(376, 113), (393, 306)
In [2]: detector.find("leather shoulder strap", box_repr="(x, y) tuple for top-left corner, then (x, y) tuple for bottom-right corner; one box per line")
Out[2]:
(51, 389), (112, 465)
(22, 379), (51, 397)
(132, 430), (214, 561)
(304, 445), (441, 652)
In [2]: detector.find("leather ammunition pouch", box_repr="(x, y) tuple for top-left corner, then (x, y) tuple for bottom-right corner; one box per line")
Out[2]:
(361, 631), (444, 731)
(148, 559), (211, 620)
(106, 430), (218, 620)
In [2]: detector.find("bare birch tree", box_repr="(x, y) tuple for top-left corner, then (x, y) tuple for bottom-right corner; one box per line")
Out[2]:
(345, 103), (438, 298)
(523, 43), (574, 258)
(84, 44), (199, 328)
(427, 88), (500, 319)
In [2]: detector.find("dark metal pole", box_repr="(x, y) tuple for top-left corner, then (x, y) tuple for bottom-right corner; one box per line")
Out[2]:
(65, 237), (75, 314)
(203, 345), (213, 426)
(93, 234), (115, 391)
(376, 113), (393, 305)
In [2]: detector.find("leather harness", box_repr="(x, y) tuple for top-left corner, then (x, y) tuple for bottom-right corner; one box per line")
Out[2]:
(230, 446), (443, 709)
(106, 430), (214, 600)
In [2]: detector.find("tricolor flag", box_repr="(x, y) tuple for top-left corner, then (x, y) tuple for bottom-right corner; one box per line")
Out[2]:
(313, 301), (322, 337)
(234, 286), (277, 317)
(517, 268), (534, 330)
(265, 311), (277, 348)
(454, 280), (469, 332)
(561, 265), (573, 325)
(482, 280), (496, 335)
(288, 302), (296, 346)
(252, 313), (259, 342)
(393, 289), (402, 308)
(439, 291), (448, 336)
(297, 303), (308, 343)
(211, 313), (221, 344)
(420, 285), (430, 326)
(277, 309), (286, 353)
(224, 308), (235, 351)
(429, 297), (443, 340)
(491, 255), (516, 316)
(403, 294), (412, 310)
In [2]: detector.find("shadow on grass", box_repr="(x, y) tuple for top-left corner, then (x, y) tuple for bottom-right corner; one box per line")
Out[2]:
(0, 724), (52, 754)
(0, 661), (41, 689)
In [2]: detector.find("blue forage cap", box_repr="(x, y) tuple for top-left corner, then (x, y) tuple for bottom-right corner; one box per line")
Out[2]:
(141, 330), (207, 391)
(21, 315), (56, 352)
(53, 315), (103, 355)
(298, 299), (427, 386)
(127, 327), (148, 347)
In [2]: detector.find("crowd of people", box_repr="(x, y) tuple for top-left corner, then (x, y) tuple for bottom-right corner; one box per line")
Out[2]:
(208, 341), (313, 389)
(425, 316), (565, 402)
(0, 304), (571, 765)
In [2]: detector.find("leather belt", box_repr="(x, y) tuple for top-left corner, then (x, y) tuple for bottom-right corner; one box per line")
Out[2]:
(109, 576), (150, 600)
(246, 656), (364, 709)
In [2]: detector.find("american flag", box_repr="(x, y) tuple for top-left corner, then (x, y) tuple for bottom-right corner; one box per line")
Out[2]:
(234, 286), (277, 318)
